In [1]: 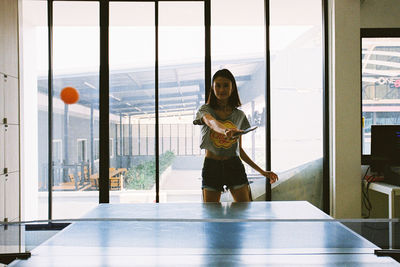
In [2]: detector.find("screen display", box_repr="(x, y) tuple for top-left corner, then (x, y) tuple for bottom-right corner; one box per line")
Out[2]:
(371, 125), (400, 171)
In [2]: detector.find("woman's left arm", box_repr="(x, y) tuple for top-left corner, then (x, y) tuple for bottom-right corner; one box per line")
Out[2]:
(239, 137), (278, 184)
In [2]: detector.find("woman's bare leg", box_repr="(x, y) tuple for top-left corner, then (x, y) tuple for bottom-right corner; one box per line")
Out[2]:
(230, 185), (252, 202)
(202, 189), (222, 203)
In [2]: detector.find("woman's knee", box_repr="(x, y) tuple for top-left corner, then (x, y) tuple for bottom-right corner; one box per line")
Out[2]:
(230, 185), (251, 202)
(202, 189), (221, 203)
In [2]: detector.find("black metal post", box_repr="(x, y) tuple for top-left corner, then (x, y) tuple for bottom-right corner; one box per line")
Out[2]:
(264, 0), (271, 201)
(322, 0), (330, 214)
(99, 0), (110, 203)
(119, 113), (123, 165)
(205, 0), (211, 102)
(90, 103), (94, 174)
(129, 115), (132, 166)
(63, 104), (69, 181)
(155, 0), (160, 202)
(47, 0), (54, 219)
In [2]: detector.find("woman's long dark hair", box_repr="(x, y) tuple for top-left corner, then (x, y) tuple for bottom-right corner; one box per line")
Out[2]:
(207, 69), (242, 109)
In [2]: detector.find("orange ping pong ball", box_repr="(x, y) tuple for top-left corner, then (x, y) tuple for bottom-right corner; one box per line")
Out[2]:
(60, 87), (79, 104)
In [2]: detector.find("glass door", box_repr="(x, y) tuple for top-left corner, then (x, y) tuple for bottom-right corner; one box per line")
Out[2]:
(109, 1), (205, 203)
(30, 0), (328, 219)
(158, 2), (205, 202)
(270, 0), (324, 208)
(108, 2), (156, 203)
(51, 1), (100, 218)
(211, 0), (267, 201)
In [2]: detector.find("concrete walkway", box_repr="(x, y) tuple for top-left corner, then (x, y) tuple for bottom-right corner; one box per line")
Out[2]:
(160, 169), (202, 190)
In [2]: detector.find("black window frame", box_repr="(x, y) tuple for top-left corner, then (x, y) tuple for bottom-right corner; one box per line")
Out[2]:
(360, 28), (400, 165)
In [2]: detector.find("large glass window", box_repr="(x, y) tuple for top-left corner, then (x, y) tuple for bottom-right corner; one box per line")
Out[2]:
(362, 37), (400, 155)
(52, 140), (62, 163)
(21, 1), (327, 218)
(21, 0), (48, 220)
(109, 2), (156, 202)
(77, 139), (87, 163)
(51, 1), (99, 219)
(211, 0), (267, 201)
(270, 0), (323, 208)
(158, 1), (205, 202)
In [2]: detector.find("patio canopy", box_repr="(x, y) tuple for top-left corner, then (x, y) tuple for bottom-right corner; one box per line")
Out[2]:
(37, 58), (265, 119)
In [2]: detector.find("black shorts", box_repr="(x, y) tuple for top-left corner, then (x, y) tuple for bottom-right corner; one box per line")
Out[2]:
(201, 156), (249, 192)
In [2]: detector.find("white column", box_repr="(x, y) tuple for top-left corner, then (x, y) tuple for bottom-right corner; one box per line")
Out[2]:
(329, 0), (361, 218)
(20, 21), (40, 221)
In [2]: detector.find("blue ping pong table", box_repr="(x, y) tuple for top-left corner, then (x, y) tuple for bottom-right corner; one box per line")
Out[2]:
(9, 201), (400, 266)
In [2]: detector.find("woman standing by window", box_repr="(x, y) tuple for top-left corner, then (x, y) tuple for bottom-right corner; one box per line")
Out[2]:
(195, 69), (278, 202)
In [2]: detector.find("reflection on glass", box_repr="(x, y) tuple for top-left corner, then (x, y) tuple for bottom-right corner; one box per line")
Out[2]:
(362, 38), (400, 154)
(21, 0), (49, 221)
(109, 2), (156, 203)
(344, 221), (400, 250)
(212, 0), (266, 201)
(270, 0), (323, 208)
(50, 1), (99, 219)
(158, 2), (204, 203)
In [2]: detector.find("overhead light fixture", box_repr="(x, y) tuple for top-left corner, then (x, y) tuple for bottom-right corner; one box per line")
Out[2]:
(83, 82), (96, 89)
(110, 95), (121, 102)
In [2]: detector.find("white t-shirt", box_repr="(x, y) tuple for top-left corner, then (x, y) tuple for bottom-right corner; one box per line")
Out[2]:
(195, 104), (250, 157)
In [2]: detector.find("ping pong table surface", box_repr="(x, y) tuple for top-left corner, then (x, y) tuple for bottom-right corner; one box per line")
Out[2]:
(9, 201), (400, 266)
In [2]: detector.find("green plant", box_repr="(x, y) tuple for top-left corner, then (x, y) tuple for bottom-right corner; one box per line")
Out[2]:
(124, 151), (175, 190)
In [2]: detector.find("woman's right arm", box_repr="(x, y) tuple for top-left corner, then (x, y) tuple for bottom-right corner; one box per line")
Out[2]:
(202, 114), (242, 139)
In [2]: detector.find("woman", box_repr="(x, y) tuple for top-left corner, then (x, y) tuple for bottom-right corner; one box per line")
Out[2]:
(195, 69), (278, 202)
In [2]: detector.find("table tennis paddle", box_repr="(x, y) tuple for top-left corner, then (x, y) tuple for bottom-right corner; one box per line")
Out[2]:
(233, 126), (258, 136)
